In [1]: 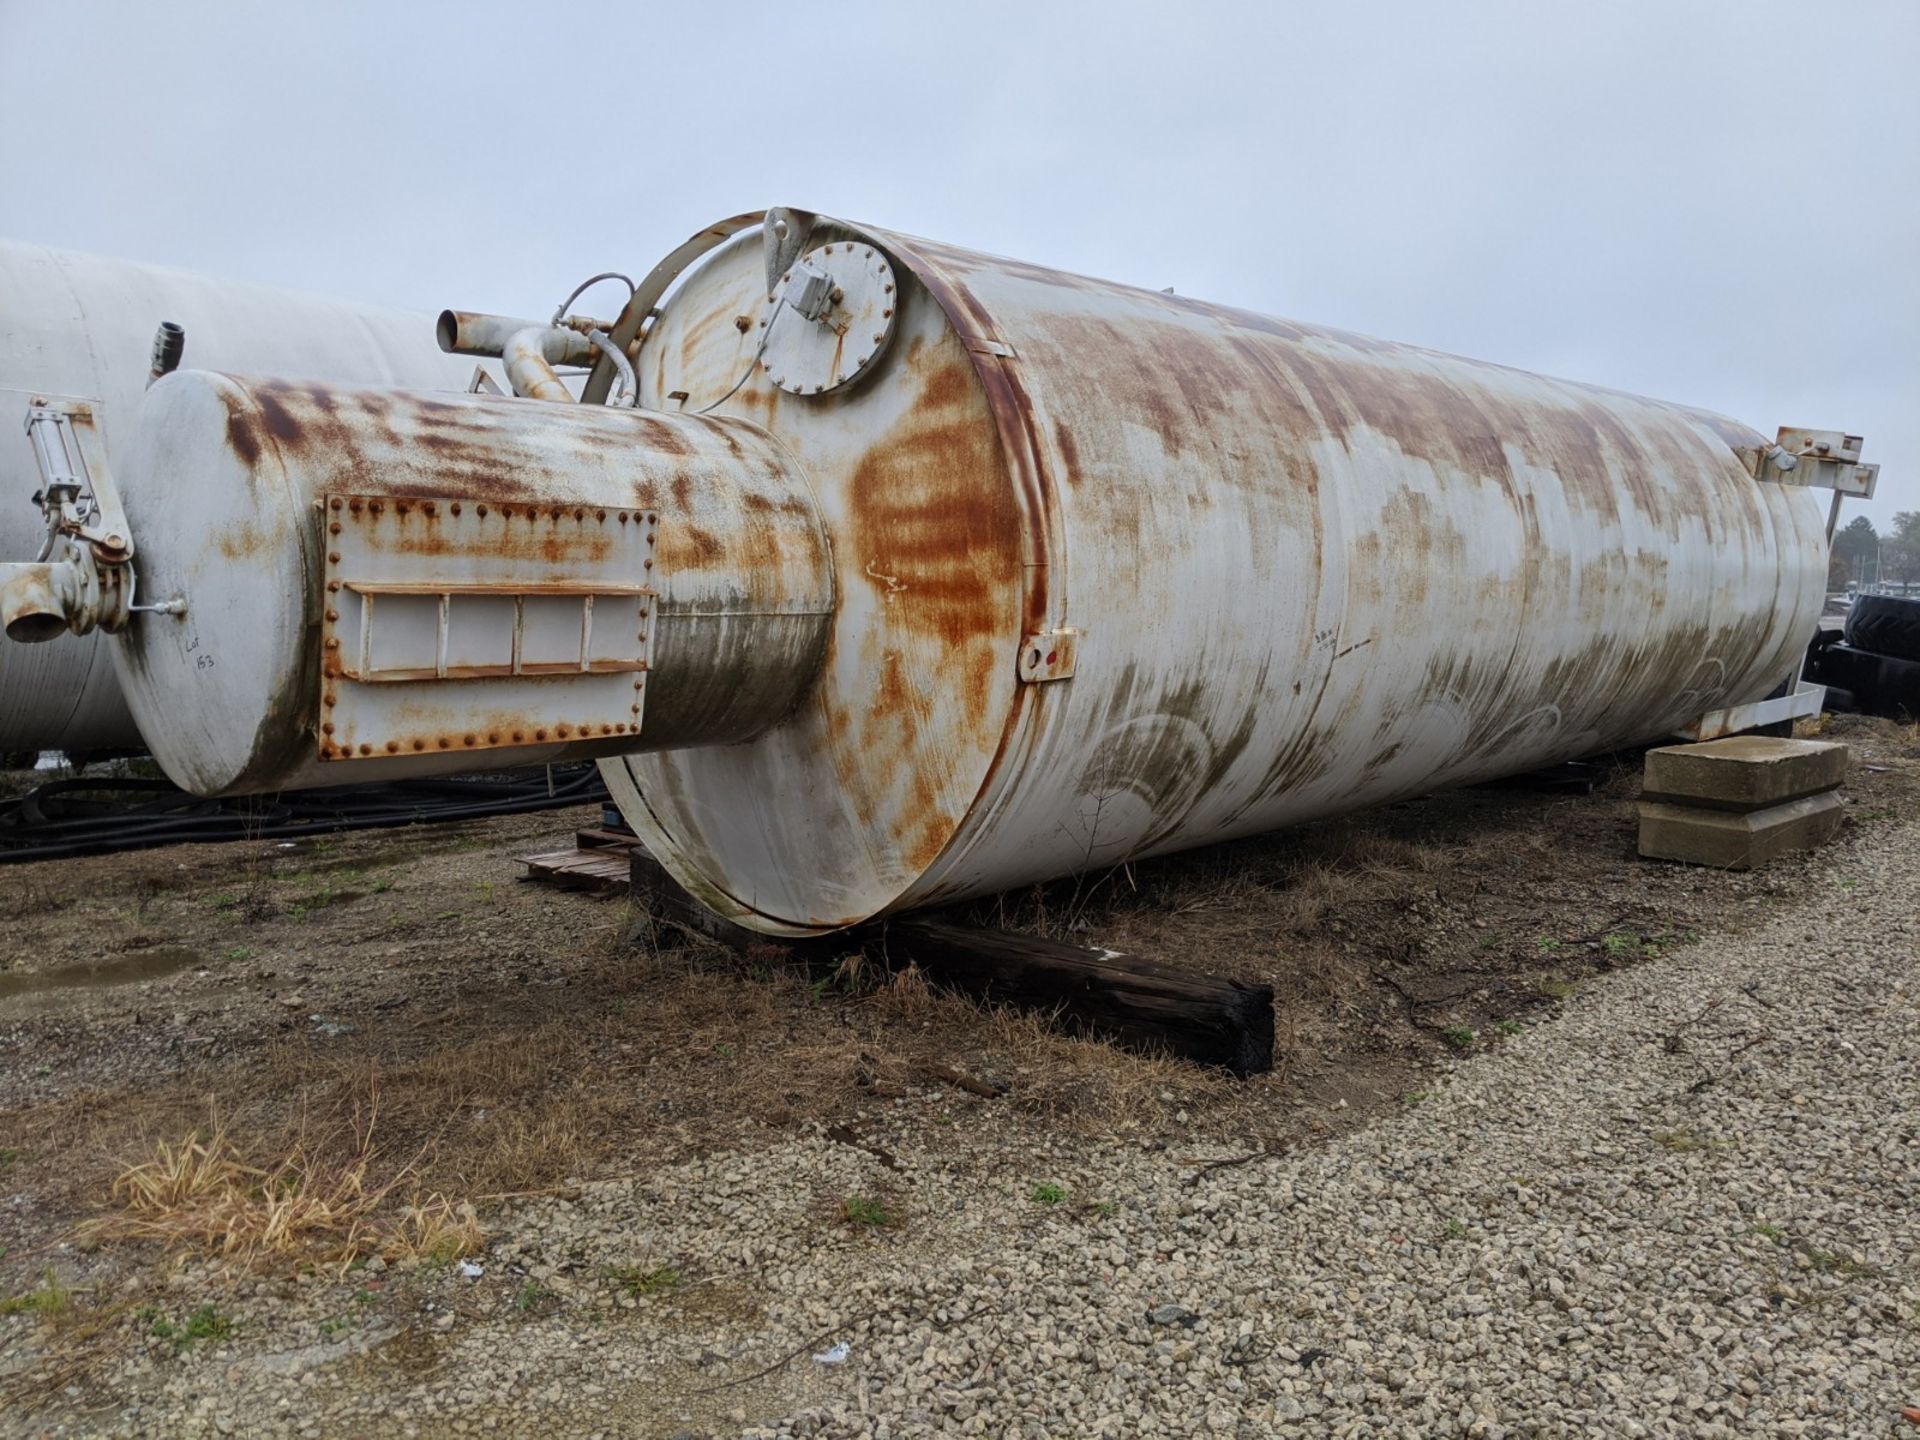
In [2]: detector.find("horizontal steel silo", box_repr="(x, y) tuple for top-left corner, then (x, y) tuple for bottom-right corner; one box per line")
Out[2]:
(0, 210), (1868, 934)
(0, 240), (481, 754)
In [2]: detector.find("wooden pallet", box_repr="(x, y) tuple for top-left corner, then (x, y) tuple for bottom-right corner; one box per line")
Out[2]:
(519, 828), (645, 896)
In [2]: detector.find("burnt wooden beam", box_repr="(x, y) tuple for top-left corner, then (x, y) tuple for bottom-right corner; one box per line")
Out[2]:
(881, 919), (1274, 1078)
(627, 855), (1274, 1076)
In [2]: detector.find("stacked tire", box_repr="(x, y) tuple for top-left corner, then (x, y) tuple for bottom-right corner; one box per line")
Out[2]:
(1806, 594), (1920, 720)
(1845, 594), (1920, 660)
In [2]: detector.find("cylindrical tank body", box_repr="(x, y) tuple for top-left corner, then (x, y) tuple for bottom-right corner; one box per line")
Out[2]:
(80, 211), (1828, 935)
(0, 240), (478, 753)
(597, 216), (1826, 932)
(112, 376), (833, 795)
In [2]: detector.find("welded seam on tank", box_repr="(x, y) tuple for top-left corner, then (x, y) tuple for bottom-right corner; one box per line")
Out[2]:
(603, 220), (865, 935)
(856, 233), (1062, 909)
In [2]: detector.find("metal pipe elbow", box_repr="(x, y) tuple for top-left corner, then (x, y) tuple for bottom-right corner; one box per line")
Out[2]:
(501, 327), (587, 403)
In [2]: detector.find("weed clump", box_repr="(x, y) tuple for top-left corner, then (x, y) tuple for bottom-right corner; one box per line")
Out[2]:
(839, 1194), (897, 1231)
(81, 1126), (482, 1270)
(608, 1264), (681, 1299)
(144, 1304), (232, 1350)
(0, 1269), (71, 1320)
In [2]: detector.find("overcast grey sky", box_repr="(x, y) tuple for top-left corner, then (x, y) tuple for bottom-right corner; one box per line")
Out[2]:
(3, 1), (1914, 525)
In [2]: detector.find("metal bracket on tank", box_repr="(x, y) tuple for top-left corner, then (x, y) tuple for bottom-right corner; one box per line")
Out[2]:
(1676, 681), (1827, 742)
(0, 400), (185, 644)
(961, 337), (1018, 359)
(1746, 427), (1877, 541)
(1750, 428), (1878, 498)
(1017, 628), (1080, 683)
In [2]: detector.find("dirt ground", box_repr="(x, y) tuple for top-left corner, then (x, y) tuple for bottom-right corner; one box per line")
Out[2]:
(1, 715), (1916, 1428)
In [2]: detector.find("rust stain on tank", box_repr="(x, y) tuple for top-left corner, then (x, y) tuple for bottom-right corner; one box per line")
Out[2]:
(254, 385), (306, 447)
(666, 523), (724, 568)
(1051, 419), (1082, 483)
(220, 387), (263, 469)
(636, 415), (694, 457)
(876, 237), (1057, 631)
(846, 359), (1020, 653)
(214, 516), (281, 562)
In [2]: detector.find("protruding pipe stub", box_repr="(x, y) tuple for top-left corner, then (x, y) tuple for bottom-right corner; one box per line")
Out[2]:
(0, 562), (74, 643)
(436, 310), (605, 362)
(147, 321), (186, 388)
(438, 311), (610, 404)
(500, 328), (582, 403)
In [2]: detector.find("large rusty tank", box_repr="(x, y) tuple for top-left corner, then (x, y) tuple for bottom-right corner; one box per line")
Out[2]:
(0, 209), (1869, 933)
(0, 240), (480, 754)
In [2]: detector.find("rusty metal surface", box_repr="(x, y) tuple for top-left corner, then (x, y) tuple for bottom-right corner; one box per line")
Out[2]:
(604, 213), (1828, 934)
(110, 374), (832, 796)
(56, 211), (1831, 935)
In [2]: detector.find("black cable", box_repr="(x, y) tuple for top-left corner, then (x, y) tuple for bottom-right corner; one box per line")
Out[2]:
(0, 764), (610, 863)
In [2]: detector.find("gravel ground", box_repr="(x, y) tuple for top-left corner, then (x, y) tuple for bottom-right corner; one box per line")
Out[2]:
(14, 803), (1911, 1438)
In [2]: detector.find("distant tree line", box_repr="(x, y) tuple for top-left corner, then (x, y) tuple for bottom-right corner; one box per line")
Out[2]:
(1831, 512), (1920, 591)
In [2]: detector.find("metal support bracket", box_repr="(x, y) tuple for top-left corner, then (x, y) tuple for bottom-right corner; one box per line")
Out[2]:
(1675, 681), (1826, 742)
(23, 400), (133, 568)
(1746, 426), (1879, 542)
(1018, 628), (1079, 683)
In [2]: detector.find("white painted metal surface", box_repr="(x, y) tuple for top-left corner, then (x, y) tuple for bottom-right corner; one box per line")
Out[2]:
(0, 240), (477, 753)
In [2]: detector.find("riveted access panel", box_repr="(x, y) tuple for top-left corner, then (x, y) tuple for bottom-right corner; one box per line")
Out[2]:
(318, 493), (658, 762)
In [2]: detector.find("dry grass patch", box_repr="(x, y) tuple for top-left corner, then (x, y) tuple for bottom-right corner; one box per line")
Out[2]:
(81, 1119), (481, 1271)
(963, 1001), (1238, 1121)
(242, 947), (1187, 1192)
(1828, 711), (1920, 758)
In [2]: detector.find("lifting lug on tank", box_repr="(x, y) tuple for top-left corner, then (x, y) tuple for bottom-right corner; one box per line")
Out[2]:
(0, 399), (184, 644)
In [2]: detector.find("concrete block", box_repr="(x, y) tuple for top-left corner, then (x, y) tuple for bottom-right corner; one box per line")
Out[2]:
(1637, 790), (1845, 870)
(1641, 736), (1848, 813)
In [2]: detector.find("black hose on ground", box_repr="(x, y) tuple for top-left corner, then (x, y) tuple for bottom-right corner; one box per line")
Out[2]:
(0, 764), (611, 863)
